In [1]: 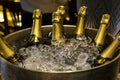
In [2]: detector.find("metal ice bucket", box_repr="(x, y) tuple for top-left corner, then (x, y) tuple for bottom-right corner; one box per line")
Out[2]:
(0, 25), (120, 80)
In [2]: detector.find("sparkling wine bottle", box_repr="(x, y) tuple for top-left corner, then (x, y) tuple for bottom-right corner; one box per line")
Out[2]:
(95, 32), (120, 65)
(0, 36), (20, 63)
(51, 11), (65, 46)
(74, 6), (87, 40)
(28, 9), (43, 46)
(94, 14), (110, 51)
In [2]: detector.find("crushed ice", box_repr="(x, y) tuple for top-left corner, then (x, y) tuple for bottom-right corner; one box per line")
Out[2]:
(15, 37), (100, 72)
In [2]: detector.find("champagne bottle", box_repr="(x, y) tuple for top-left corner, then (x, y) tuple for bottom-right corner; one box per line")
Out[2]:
(0, 36), (20, 63)
(28, 9), (43, 46)
(51, 11), (65, 46)
(74, 6), (87, 40)
(95, 32), (120, 65)
(94, 14), (110, 51)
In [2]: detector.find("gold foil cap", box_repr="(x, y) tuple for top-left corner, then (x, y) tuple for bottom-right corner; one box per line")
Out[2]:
(33, 9), (42, 19)
(78, 6), (87, 16)
(52, 11), (61, 22)
(57, 5), (66, 15)
(101, 14), (110, 24)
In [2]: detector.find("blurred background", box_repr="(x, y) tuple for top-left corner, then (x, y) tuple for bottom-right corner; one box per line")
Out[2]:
(0, 0), (22, 36)
(0, 0), (120, 37)
(0, 0), (77, 36)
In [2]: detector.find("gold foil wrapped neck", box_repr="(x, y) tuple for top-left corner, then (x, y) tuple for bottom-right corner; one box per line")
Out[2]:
(33, 9), (42, 19)
(74, 6), (87, 40)
(94, 14), (111, 47)
(29, 9), (43, 44)
(57, 5), (66, 15)
(101, 14), (110, 24)
(52, 11), (62, 22)
(78, 6), (88, 16)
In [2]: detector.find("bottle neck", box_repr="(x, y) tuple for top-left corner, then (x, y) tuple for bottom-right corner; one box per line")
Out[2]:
(29, 18), (43, 44)
(94, 23), (108, 46)
(57, 5), (66, 23)
(74, 6), (87, 40)
(51, 23), (65, 46)
(52, 22), (64, 41)
(51, 11), (65, 46)
(32, 18), (42, 38)
(74, 15), (85, 38)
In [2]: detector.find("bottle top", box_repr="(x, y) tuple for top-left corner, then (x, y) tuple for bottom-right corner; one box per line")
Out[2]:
(78, 6), (87, 16)
(52, 11), (62, 23)
(57, 5), (66, 15)
(33, 9), (42, 19)
(101, 14), (110, 24)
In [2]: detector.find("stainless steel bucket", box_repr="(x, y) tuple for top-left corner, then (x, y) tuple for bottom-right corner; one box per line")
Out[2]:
(0, 25), (120, 80)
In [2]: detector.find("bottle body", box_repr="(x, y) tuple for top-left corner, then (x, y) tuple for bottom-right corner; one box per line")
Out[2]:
(95, 32), (120, 65)
(28, 9), (43, 46)
(0, 36), (19, 63)
(74, 6), (87, 40)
